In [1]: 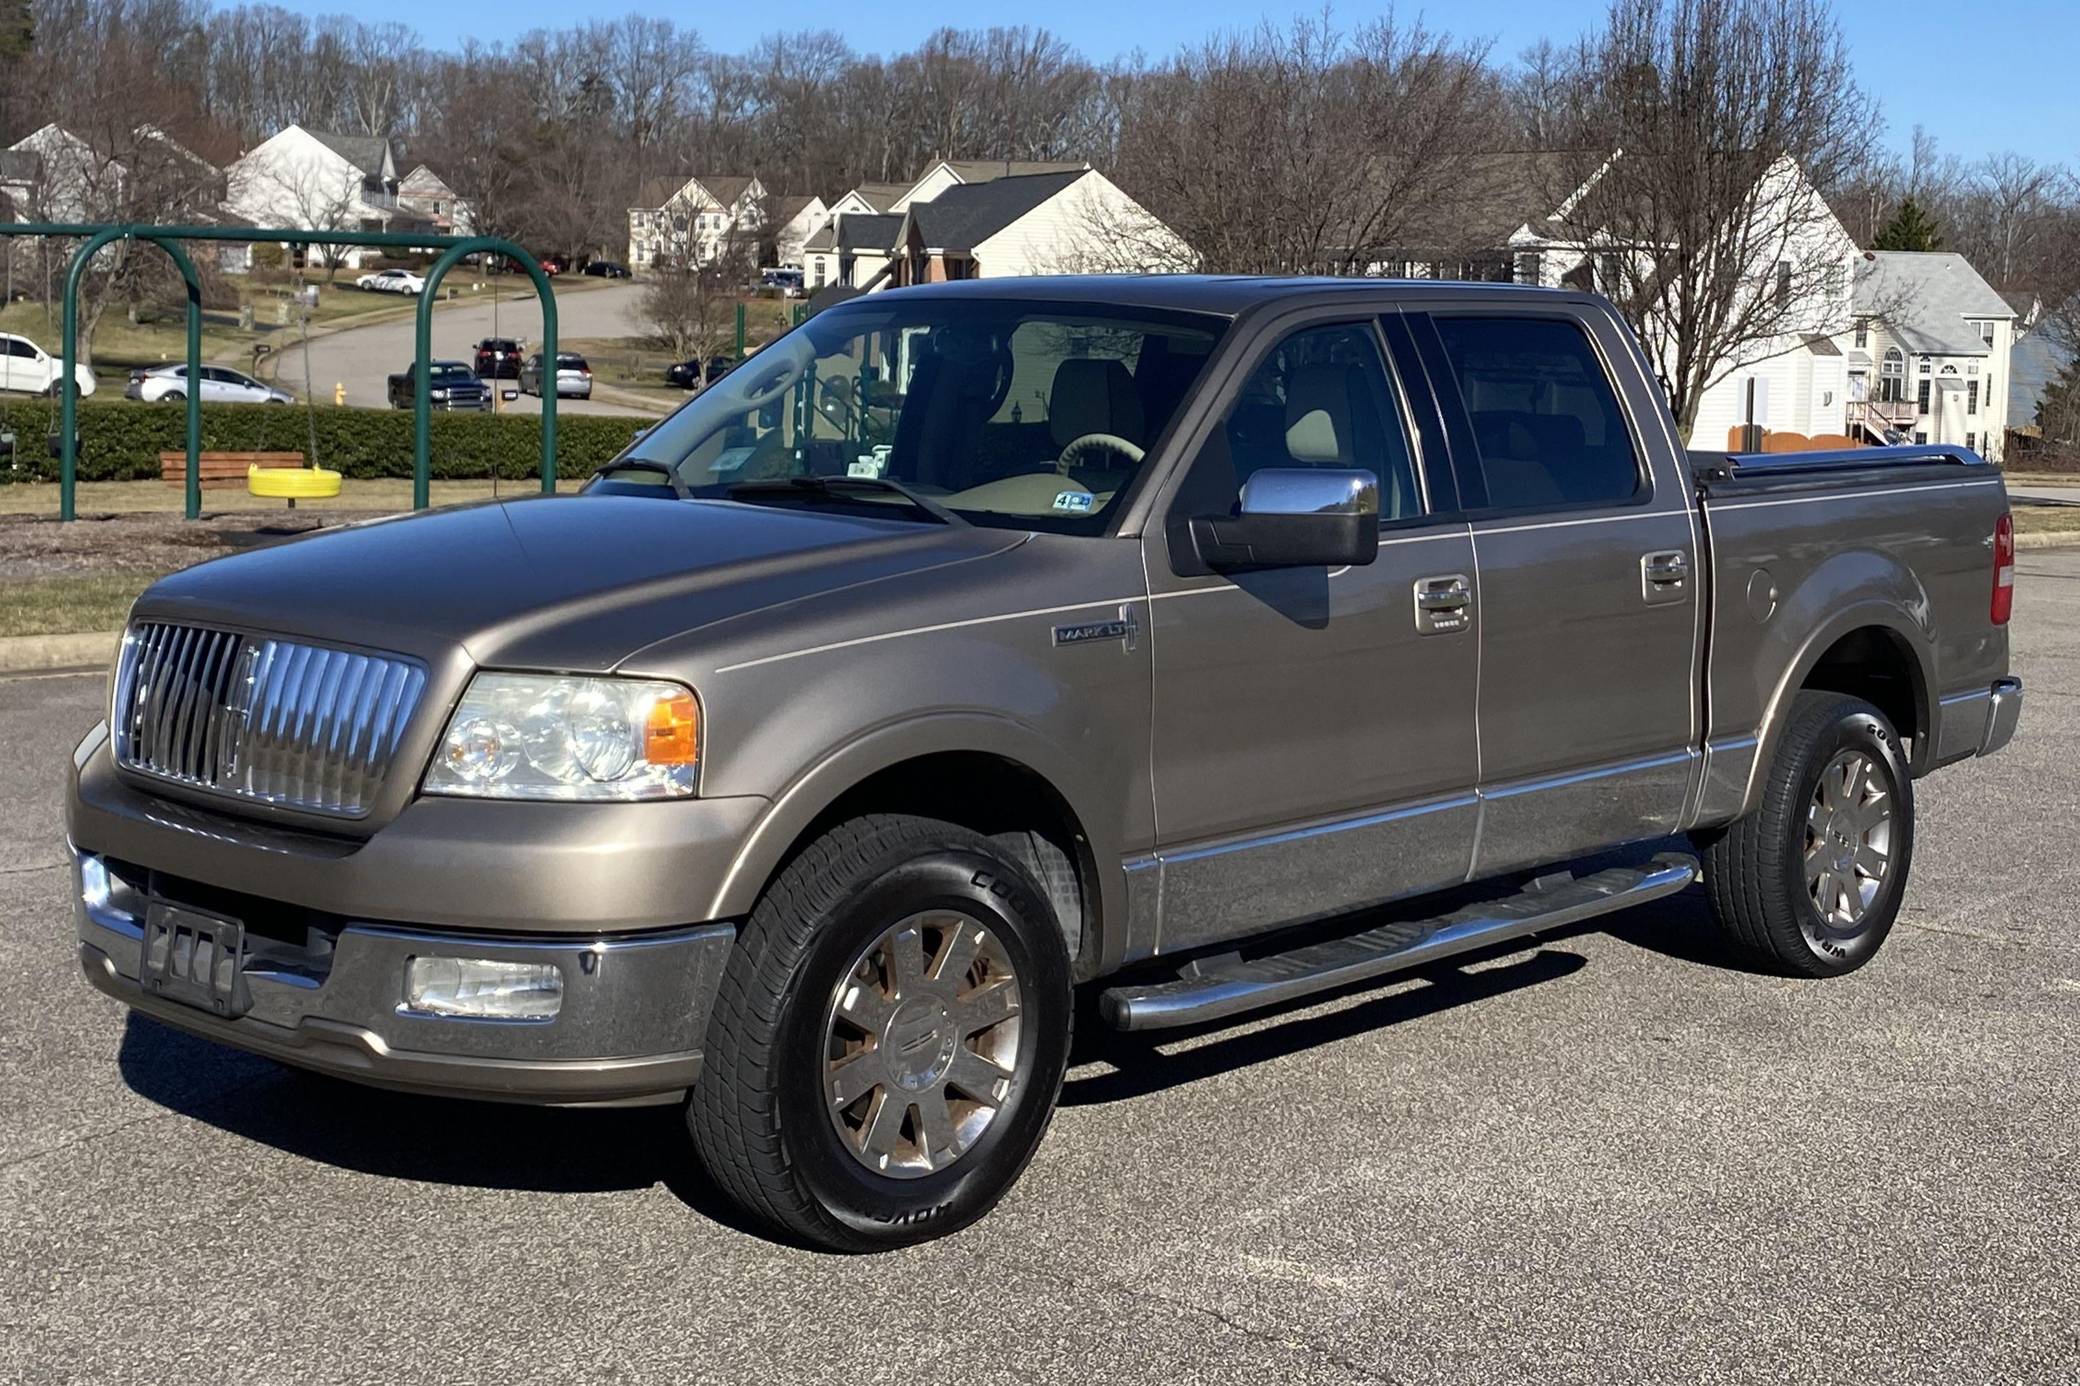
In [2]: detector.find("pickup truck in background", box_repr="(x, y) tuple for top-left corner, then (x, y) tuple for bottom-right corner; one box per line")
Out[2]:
(68, 277), (2020, 1252)
(386, 360), (493, 411)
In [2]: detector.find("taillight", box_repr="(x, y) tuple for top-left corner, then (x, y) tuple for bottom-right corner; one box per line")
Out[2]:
(1992, 511), (2014, 625)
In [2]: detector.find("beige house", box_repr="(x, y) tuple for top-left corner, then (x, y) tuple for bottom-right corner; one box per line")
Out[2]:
(625, 174), (767, 271)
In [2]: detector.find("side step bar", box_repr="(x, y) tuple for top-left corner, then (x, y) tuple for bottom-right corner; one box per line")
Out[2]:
(1099, 852), (1699, 1032)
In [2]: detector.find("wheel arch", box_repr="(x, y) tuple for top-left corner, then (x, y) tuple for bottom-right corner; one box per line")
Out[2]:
(706, 714), (1116, 976)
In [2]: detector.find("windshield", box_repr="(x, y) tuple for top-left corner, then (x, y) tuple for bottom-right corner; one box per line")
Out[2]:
(602, 300), (1224, 532)
(431, 364), (474, 382)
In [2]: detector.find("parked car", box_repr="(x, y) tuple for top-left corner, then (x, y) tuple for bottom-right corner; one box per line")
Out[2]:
(355, 268), (426, 295)
(519, 352), (593, 400)
(385, 360), (491, 411)
(125, 363), (292, 405)
(582, 260), (630, 279)
(68, 278), (2022, 1254)
(473, 338), (525, 379)
(538, 254), (568, 276)
(760, 266), (805, 298)
(665, 356), (732, 389)
(0, 332), (96, 397)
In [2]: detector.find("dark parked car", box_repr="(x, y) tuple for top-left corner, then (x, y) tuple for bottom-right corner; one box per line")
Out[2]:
(583, 260), (631, 279)
(386, 360), (492, 411)
(518, 351), (593, 400)
(474, 338), (524, 379)
(665, 356), (733, 389)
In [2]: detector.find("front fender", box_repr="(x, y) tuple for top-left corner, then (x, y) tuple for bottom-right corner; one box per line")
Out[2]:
(703, 710), (1130, 969)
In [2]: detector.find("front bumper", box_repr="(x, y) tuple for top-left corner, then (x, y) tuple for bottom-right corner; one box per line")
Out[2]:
(75, 847), (735, 1106)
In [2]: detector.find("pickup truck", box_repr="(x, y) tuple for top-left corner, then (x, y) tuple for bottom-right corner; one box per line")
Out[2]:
(67, 277), (2021, 1252)
(386, 360), (492, 412)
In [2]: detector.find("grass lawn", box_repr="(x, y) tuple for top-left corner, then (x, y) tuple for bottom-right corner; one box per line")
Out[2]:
(0, 477), (586, 517)
(0, 273), (601, 378)
(2013, 505), (2080, 538)
(0, 570), (164, 638)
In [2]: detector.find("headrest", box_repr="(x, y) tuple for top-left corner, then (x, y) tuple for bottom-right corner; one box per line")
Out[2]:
(1284, 366), (1355, 465)
(1050, 359), (1145, 448)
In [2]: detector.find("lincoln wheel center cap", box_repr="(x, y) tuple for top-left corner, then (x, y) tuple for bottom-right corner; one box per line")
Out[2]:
(886, 996), (958, 1092)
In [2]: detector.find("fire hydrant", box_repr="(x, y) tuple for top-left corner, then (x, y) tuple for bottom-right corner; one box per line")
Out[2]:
(334, 382), (346, 407)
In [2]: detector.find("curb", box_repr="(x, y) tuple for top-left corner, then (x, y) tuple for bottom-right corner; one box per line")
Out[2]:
(2016, 532), (2080, 551)
(0, 629), (120, 675)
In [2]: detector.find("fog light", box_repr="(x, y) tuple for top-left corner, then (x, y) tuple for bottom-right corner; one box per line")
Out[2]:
(79, 852), (114, 912)
(404, 956), (563, 1020)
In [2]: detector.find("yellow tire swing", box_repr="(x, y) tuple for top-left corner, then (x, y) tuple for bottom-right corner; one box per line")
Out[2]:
(243, 357), (341, 507)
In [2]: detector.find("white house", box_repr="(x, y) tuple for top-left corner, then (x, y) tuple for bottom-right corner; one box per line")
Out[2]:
(625, 174), (767, 271)
(769, 194), (829, 268)
(888, 159), (1088, 212)
(826, 182), (908, 217)
(1842, 251), (2017, 461)
(804, 167), (1190, 294)
(3, 124), (125, 222)
(225, 126), (432, 268)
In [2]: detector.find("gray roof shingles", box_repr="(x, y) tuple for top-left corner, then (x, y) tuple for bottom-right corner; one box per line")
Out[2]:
(907, 170), (1086, 251)
(1855, 251), (2016, 356)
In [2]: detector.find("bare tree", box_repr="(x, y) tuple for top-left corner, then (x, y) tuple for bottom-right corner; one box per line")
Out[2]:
(1531, 0), (1879, 437)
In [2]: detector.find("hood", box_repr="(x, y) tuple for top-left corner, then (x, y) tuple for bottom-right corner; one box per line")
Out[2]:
(135, 494), (1026, 671)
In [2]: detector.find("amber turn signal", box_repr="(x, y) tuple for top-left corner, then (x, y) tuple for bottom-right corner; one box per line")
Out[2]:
(644, 691), (700, 765)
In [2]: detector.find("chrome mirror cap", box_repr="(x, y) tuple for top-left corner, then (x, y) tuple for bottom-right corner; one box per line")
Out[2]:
(1238, 468), (1380, 518)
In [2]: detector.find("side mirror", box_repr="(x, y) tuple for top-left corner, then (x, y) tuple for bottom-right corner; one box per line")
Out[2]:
(1190, 468), (1380, 571)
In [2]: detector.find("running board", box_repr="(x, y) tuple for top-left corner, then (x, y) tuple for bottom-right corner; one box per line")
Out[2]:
(1099, 853), (1700, 1032)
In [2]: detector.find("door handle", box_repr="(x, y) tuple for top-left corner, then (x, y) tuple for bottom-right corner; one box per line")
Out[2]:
(1414, 574), (1472, 634)
(1641, 550), (1690, 603)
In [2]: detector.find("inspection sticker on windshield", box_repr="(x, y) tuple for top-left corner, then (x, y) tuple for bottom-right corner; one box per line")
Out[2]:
(1052, 491), (1094, 513)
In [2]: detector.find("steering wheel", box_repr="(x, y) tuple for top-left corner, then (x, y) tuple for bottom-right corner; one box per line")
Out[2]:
(1056, 433), (1145, 475)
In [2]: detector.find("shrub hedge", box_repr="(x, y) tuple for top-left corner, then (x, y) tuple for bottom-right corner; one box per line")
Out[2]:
(0, 398), (646, 484)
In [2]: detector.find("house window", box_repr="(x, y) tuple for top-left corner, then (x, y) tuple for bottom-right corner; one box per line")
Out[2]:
(1979, 320), (1995, 346)
(1854, 319), (1868, 349)
(1598, 254), (1622, 296)
(1918, 358), (1930, 373)
(1968, 381), (1979, 414)
(1917, 380), (1931, 413)
(1774, 261), (1792, 310)
(1966, 432), (1978, 451)
(1879, 347), (1905, 403)
(1512, 250), (1543, 286)
(1913, 431), (1927, 444)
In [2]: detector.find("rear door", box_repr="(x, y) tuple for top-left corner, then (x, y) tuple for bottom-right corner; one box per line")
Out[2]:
(1140, 311), (1481, 953)
(1406, 303), (1701, 875)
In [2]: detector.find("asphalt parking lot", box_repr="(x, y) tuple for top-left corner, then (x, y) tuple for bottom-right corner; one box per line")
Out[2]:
(2, 554), (2076, 1385)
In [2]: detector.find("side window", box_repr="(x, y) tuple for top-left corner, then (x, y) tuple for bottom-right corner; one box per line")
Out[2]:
(1205, 323), (1421, 521)
(5, 338), (35, 359)
(1432, 315), (1642, 509)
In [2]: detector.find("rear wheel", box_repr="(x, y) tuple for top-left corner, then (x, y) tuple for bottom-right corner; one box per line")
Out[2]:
(688, 814), (1071, 1251)
(1698, 691), (1915, 977)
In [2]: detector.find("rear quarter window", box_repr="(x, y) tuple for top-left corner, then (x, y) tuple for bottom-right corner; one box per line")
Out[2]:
(1432, 315), (1643, 510)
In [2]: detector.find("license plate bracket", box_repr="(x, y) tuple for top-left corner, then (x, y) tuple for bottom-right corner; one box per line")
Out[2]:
(141, 901), (250, 1018)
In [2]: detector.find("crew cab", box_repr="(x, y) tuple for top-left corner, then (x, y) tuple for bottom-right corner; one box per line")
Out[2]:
(67, 277), (2021, 1253)
(386, 360), (492, 411)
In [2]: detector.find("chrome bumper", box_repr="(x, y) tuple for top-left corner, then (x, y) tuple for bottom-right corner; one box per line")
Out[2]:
(74, 848), (735, 1106)
(1982, 676), (2023, 757)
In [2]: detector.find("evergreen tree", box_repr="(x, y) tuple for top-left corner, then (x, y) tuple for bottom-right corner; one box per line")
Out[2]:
(2039, 354), (2080, 447)
(0, 0), (28, 62)
(1871, 196), (1945, 252)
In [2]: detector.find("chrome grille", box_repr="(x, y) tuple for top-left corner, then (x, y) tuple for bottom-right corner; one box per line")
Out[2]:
(113, 623), (427, 817)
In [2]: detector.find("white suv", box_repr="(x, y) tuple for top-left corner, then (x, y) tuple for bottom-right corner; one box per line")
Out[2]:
(0, 333), (97, 397)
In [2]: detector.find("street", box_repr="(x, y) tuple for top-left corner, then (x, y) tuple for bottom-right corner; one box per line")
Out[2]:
(0, 554), (2075, 1384)
(264, 280), (666, 417)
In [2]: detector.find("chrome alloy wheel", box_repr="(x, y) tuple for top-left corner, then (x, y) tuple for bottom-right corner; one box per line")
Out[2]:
(823, 910), (1024, 1179)
(1804, 749), (1894, 937)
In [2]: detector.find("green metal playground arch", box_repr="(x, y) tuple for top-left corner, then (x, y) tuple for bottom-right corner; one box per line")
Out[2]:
(0, 223), (560, 519)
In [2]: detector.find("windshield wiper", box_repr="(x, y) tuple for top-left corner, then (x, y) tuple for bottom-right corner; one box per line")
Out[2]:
(591, 457), (690, 498)
(725, 476), (967, 526)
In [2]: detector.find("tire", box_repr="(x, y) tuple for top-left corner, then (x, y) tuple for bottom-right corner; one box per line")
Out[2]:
(164, 390), (185, 403)
(1698, 691), (1915, 977)
(688, 813), (1072, 1251)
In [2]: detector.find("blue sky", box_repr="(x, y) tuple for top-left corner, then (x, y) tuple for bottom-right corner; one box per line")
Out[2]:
(325, 0), (2078, 165)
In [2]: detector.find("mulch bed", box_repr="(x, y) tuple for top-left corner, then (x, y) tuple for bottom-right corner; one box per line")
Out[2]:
(0, 509), (393, 581)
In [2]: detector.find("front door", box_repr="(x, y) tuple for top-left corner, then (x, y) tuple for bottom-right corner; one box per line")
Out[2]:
(1, 336), (36, 393)
(1407, 306), (1700, 875)
(1141, 316), (1481, 954)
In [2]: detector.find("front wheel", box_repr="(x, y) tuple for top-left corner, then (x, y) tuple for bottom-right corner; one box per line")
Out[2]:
(688, 814), (1072, 1251)
(1698, 691), (1915, 977)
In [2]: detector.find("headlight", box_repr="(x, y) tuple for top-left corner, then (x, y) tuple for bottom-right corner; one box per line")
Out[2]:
(423, 673), (698, 800)
(430, 387), (449, 400)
